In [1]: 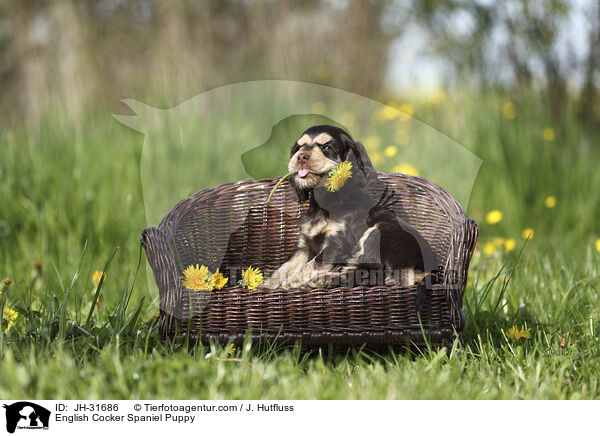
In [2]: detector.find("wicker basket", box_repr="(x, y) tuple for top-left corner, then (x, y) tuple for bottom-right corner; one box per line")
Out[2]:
(141, 172), (478, 347)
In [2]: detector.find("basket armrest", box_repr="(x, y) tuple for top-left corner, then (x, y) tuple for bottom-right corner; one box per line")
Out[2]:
(141, 226), (183, 338)
(441, 217), (478, 331)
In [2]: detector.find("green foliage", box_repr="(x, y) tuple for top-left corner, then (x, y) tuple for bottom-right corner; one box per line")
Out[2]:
(1, 89), (599, 399)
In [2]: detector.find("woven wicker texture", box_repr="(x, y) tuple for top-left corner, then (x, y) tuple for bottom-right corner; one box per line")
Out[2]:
(141, 172), (478, 346)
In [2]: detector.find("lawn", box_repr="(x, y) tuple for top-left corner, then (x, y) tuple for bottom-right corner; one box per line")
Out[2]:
(1, 89), (599, 399)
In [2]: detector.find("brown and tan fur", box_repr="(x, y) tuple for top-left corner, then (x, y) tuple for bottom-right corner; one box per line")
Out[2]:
(263, 125), (437, 292)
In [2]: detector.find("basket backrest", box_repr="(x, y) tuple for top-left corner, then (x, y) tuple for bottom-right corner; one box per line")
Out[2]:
(159, 173), (466, 280)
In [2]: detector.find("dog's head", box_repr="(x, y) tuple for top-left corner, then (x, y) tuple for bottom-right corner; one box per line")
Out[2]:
(288, 125), (377, 202)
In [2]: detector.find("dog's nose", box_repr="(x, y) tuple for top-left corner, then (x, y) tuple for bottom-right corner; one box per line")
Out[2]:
(297, 153), (310, 164)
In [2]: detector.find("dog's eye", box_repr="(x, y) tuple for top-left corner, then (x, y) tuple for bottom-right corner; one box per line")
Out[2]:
(322, 144), (332, 151)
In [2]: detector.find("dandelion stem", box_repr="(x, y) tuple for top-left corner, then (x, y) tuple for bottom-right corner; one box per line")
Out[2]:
(266, 172), (292, 203)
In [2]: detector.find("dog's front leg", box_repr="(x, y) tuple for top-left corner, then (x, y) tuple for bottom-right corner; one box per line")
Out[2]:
(262, 250), (309, 289)
(292, 258), (336, 288)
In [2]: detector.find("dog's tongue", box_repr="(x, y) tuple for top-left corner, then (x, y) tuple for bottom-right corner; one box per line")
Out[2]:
(298, 169), (310, 178)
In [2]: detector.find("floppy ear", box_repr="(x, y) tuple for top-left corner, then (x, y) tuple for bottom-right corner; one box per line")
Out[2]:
(343, 135), (378, 184)
(289, 176), (310, 203)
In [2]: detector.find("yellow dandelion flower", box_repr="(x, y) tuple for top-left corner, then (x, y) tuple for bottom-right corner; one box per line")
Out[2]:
(1, 278), (10, 295)
(399, 103), (413, 115)
(182, 264), (211, 290)
(209, 269), (228, 290)
(376, 105), (398, 122)
(393, 163), (419, 176)
(522, 228), (534, 240)
(482, 242), (497, 257)
(428, 88), (446, 105)
(326, 161), (353, 192)
(502, 101), (517, 119)
(485, 210), (503, 225)
(507, 325), (531, 342)
(241, 266), (264, 290)
(544, 196), (556, 208)
(92, 270), (105, 288)
(521, 327), (532, 340)
(227, 344), (236, 356)
(363, 136), (381, 151)
(491, 237), (505, 248)
(595, 238), (600, 252)
(2, 306), (18, 332)
(397, 103), (414, 121)
(543, 127), (555, 142)
(384, 146), (398, 158)
(311, 101), (325, 114)
(504, 238), (516, 252)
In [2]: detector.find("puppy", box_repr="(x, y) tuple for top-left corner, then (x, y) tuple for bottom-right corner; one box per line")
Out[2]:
(263, 125), (437, 291)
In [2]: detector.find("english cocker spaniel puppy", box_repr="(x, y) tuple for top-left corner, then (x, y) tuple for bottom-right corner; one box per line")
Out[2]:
(263, 125), (437, 291)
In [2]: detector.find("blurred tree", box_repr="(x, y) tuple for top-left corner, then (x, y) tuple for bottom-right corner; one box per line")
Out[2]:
(1, 0), (598, 123)
(409, 0), (599, 119)
(580, 0), (600, 121)
(0, 0), (406, 122)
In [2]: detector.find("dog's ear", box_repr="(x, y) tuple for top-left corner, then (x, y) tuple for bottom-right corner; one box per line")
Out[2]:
(289, 176), (310, 203)
(342, 135), (378, 184)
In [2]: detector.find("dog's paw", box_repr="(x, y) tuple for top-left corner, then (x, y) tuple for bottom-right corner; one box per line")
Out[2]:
(385, 267), (431, 287)
(261, 277), (280, 289)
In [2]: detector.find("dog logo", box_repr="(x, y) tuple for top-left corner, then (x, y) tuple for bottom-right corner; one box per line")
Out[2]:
(115, 81), (482, 309)
(2, 402), (50, 433)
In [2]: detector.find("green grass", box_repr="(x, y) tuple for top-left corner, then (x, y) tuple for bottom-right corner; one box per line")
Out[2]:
(1, 90), (599, 399)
